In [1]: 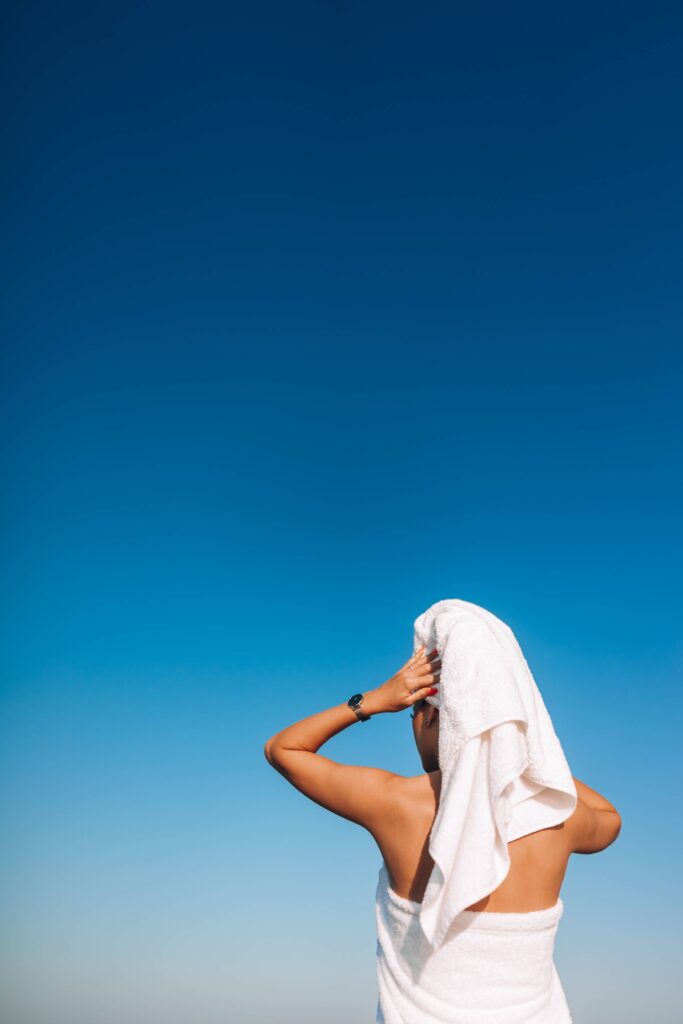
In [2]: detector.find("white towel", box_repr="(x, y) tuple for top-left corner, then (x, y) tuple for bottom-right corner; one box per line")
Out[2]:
(412, 598), (577, 951)
(375, 861), (573, 1023)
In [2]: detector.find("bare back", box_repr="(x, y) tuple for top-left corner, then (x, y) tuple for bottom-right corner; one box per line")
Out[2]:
(372, 770), (621, 911)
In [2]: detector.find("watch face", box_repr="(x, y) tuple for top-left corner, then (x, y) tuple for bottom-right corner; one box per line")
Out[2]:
(349, 693), (363, 707)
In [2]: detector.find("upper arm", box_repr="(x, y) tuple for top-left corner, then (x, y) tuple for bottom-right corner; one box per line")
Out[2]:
(264, 743), (403, 832)
(567, 797), (622, 854)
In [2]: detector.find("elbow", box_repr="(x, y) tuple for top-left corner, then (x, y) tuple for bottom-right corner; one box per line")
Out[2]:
(611, 810), (622, 844)
(263, 739), (299, 768)
(600, 809), (622, 851)
(264, 738), (288, 766)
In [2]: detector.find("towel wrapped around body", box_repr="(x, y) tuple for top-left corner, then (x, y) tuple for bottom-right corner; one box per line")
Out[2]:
(375, 861), (573, 1023)
(374, 598), (576, 1023)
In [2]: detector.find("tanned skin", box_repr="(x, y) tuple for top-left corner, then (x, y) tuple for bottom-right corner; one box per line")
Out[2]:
(264, 646), (621, 910)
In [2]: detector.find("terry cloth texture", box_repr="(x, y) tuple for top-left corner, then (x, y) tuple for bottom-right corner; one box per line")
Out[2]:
(411, 599), (576, 951)
(373, 599), (576, 1023)
(375, 861), (572, 1023)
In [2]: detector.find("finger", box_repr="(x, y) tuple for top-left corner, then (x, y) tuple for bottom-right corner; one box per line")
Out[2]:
(408, 684), (439, 704)
(407, 653), (430, 675)
(420, 657), (441, 672)
(412, 660), (441, 678)
(415, 668), (441, 688)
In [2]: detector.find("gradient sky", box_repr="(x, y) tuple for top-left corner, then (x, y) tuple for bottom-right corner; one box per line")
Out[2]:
(1, 3), (682, 1023)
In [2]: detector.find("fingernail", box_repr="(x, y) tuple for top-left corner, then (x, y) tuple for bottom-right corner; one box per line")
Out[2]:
(429, 688), (438, 695)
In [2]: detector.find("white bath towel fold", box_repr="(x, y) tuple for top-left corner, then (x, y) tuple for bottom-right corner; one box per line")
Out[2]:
(411, 598), (577, 951)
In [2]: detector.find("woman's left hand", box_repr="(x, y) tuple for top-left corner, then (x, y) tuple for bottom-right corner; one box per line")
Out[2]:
(365, 646), (441, 715)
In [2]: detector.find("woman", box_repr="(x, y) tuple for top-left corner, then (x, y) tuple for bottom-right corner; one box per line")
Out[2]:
(264, 602), (621, 1023)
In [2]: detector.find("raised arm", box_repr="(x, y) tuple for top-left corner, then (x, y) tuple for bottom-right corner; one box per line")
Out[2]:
(263, 646), (439, 832)
(567, 776), (622, 854)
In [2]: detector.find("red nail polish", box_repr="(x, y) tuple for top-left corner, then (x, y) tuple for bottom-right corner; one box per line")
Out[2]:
(429, 688), (438, 695)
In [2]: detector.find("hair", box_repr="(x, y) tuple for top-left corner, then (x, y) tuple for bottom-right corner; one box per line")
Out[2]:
(412, 697), (438, 718)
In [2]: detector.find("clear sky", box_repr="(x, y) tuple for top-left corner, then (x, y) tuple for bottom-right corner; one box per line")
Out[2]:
(1, 3), (682, 1023)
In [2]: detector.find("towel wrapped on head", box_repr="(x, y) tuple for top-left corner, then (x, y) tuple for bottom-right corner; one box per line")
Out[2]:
(413, 598), (577, 950)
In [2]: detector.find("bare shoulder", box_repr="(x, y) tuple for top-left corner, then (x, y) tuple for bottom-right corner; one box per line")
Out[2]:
(387, 771), (622, 858)
(397, 768), (441, 802)
(362, 769), (440, 838)
(387, 769), (442, 825)
(368, 770), (441, 901)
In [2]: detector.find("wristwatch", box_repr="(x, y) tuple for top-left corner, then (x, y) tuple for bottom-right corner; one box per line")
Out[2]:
(347, 692), (371, 722)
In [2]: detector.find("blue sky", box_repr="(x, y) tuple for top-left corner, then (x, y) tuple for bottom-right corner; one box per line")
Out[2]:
(1, 3), (682, 1022)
